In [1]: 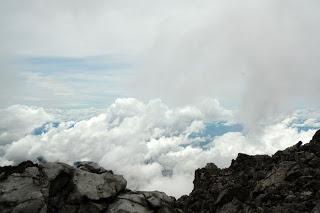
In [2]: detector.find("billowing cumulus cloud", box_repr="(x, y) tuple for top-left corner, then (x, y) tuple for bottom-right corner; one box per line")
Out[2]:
(0, 99), (317, 197)
(0, 105), (52, 145)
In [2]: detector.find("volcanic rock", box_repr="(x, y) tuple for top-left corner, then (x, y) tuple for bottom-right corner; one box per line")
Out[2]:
(0, 161), (179, 213)
(177, 130), (320, 212)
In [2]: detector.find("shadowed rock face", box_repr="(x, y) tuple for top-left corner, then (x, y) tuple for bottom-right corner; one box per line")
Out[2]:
(0, 161), (180, 213)
(177, 130), (320, 213)
(1, 130), (320, 213)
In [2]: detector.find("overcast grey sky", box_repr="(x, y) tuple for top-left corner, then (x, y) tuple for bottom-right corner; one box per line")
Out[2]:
(1, 0), (320, 126)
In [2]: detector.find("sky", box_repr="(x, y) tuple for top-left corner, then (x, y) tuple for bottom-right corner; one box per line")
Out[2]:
(0, 0), (320, 197)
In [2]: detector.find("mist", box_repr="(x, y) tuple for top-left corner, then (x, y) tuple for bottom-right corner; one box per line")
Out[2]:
(1, 0), (319, 123)
(131, 0), (320, 130)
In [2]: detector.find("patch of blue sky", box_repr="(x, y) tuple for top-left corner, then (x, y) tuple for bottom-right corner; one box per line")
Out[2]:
(19, 55), (133, 93)
(288, 110), (320, 132)
(189, 122), (243, 139)
(20, 55), (132, 74)
(296, 126), (319, 132)
(15, 54), (134, 108)
(32, 122), (60, 135)
(291, 120), (320, 132)
(32, 121), (77, 136)
(183, 122), (243, 149)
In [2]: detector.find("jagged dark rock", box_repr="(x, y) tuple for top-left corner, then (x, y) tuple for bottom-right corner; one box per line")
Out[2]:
(0, 161), (180, 213)
(177, 129), (320, 213)
(1, 130), (320, 212)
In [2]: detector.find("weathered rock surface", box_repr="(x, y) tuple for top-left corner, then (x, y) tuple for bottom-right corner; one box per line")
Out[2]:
(177, 129), (320, 212)
(0, 161), (179, 213)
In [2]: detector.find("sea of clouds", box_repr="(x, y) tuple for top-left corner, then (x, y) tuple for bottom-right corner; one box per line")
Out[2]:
(0, 98), (318, 197)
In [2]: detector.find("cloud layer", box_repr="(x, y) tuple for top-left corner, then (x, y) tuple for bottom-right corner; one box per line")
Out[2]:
(0, 98), (317, 197)
(0, 105), (52, 145)
(130, 0), (320, 128)
(1, 1), (319, 123)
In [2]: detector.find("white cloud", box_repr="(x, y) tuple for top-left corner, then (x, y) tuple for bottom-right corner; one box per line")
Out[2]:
(129, 0), (320, 128)
(1, 0), (319, 123)
(0, 105), (52, 145)
(0, 98), (317, 197)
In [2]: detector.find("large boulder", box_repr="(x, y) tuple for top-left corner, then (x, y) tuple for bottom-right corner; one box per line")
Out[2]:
(0, 161), (179, 213)
(107, 191), (178, 213)
(71, 169), (126, 201)
(0, 162), (47, 213)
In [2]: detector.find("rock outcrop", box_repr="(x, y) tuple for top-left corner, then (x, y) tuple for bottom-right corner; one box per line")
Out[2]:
(177, 130), (320, 212)
(0, 161), (179, 213)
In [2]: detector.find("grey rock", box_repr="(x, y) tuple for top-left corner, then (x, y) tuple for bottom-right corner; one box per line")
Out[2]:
(12, 199), (46, 213)
(142, 191), (175, 208)
(0, 165), (45, 207)
(312, 203), (320, 213)
(74, 161), (111, 174)
(177, 129), (320, 212)
(41, 162), (73, 181)
(0, 161), (178, 213)
(118, 192), (149, 207)
(71, 169), (126, 200)
(107, 191), (178, 213)
(107, 198), (153, 213)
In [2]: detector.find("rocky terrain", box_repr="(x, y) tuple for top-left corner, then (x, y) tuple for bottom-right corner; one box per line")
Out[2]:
(0, 161), (180, 213)
(177, 130), (320, 212)
(1, 130), (320, 212)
